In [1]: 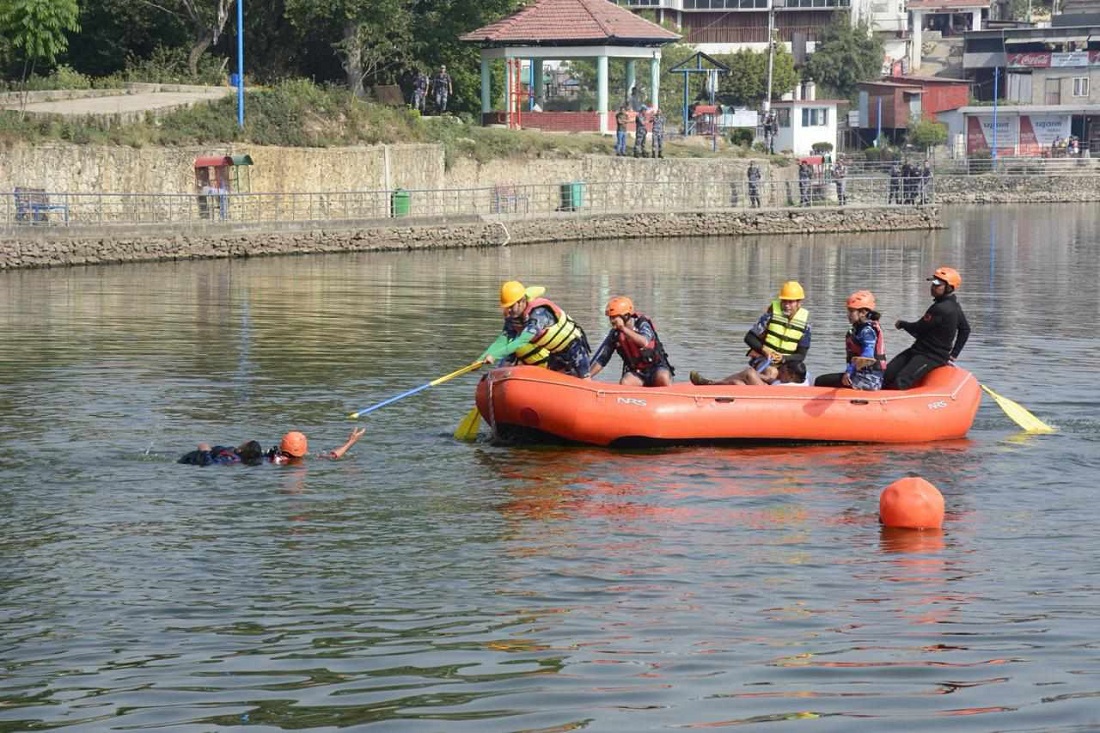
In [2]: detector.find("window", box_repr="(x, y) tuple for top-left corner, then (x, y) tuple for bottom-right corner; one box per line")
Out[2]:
(801, 107), (829, 127)
(1073, 77), (1089, 97)
(776, 108), (791, 128)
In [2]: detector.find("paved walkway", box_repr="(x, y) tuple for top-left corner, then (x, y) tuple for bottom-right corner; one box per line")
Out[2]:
(0, 88), (231, 116)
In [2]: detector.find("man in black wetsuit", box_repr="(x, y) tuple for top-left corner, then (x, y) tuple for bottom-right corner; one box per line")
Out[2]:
(884, 266), (971, 389)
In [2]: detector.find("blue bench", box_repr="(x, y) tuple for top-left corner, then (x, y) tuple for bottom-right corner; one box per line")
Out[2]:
(14, 187), (69, 224)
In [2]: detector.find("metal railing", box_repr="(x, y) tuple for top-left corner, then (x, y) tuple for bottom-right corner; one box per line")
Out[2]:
(0, 177), (935, 231)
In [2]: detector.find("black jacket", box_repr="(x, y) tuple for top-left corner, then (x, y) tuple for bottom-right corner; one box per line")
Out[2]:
(898, 293), (970, 361)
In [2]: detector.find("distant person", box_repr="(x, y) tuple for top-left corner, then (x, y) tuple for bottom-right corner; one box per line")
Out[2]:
(920, 159), (933, 204)
(833, 157), (848, 205)
(798, 161), (811, 206)
(629, 85), (643, 113)
(431, 65), (452, 113)
(614, 104), (630, 156)
(747, 161), (762, 208)
(884, 267), (970, 390)
(633, 101), (650, 158)
(411, 68), (428, 112)
(888, 159), (902, 204)
(587, 296), (674, 387)
(814, 290), (886, 390)
(690, 280), (810, 386)
(650, 108), (666, 158)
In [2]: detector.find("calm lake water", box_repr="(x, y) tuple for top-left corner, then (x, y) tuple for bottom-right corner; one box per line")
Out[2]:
(1, 205), (1099, 732)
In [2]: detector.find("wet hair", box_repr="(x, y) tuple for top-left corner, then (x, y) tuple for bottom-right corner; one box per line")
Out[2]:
(779, 361), (807, 383)
(236, 440), (264, 466)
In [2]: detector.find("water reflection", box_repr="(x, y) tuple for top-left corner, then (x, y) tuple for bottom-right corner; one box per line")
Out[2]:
(1, 205), (1099, 730)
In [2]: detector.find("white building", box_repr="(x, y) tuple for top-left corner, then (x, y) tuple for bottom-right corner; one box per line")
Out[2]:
(770, 83), (844, 155)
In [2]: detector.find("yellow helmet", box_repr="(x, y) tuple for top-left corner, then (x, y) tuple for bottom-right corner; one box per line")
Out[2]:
(778, 281), (805, 301)
(605, 296), (634, 318)
(499, 280), (527, 308)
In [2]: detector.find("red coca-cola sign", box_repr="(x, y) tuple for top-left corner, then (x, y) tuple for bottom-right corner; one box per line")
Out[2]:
(1007, 52), (1051, 68)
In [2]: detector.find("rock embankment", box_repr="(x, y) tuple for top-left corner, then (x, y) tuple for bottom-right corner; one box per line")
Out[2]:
(0, 207), (939, 270)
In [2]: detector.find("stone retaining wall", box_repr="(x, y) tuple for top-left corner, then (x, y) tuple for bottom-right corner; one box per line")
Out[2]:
(0, 207), (939, 270)
(935, 174), (1100, 203)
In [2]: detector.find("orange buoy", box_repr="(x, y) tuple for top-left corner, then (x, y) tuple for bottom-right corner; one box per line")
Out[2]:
(879, 477), (945, 530)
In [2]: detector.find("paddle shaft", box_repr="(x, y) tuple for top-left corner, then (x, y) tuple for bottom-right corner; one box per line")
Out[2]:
(350, 361), (482, 418)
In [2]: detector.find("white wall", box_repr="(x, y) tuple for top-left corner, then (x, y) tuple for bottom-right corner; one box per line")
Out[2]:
(775, 102), (840, 155)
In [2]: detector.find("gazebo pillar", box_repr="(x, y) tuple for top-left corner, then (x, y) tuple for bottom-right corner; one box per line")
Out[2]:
(532, 58), (544, 107)
(597, 54), (609, 134)
(650, 54), (661, 110)
(625, 60), (637, 106)
(480, 57), (491, 114)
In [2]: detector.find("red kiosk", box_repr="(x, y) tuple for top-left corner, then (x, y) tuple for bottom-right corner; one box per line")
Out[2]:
(193, 154), (253, 220)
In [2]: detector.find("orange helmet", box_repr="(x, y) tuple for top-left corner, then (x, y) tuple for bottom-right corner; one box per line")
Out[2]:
(846, 290), (876, 310)
(605, 296), (634, 318)
(279, 431), (308, 458)
(928, 267), (961, 289)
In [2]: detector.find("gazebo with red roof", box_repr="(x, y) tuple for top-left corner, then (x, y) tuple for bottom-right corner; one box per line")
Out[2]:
(461, 0), (679, 134)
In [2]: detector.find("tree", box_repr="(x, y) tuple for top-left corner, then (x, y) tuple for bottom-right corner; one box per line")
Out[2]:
(64, 0), (189, 77)
(0, 0), (81, 80)
(907, 116), (948, 150)
(805, 14), (883, 100)
(715, 47), (798, 107)
(286, 0), (413, 97)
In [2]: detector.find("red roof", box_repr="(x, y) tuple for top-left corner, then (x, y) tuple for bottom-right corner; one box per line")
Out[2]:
(461, 0), (680, 45)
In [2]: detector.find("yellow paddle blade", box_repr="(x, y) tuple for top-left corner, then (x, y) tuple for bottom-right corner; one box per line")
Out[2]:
(980, 384), (1056, 434)
(454, 406), (482, 441)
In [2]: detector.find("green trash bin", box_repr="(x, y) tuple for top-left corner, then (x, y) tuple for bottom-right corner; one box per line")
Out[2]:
(559, 181), (585, 211)
(391, 188), (411, 218)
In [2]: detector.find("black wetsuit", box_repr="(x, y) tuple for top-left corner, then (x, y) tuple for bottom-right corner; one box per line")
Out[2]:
(884, 292), (970, 389)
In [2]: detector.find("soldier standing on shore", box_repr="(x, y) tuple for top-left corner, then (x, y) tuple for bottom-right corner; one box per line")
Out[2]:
(888, 159), (901, 204)
(650, 108), (665, 158)
(748, 161), (762, 208)
(833, 157), (848, 206)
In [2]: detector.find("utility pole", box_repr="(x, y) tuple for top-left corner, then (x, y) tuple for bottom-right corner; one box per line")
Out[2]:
(764, 0), (775, 114)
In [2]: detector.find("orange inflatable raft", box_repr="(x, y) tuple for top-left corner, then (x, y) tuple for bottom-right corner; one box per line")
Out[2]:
(475, 364), (981, 447)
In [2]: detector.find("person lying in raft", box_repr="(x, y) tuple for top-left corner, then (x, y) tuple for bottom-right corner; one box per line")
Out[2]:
(700, 358), (808, 387)
(814, 290), (886, 390)
(690, 280), (811, 386)
(585, 296), (674, 387)
(178, 428), (365, 466)
(481, 280), (591, 377)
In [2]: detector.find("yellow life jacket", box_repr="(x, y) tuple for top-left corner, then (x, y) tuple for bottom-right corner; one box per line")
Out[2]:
(513, 297), (581, 367)
(763, 300), (810, 355)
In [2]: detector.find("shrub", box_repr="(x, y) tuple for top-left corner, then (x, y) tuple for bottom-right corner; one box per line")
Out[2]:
(811, 141), (833, 154)
(729, 127), (755, 147)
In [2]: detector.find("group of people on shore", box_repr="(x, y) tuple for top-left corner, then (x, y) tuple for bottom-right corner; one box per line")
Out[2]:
(614, 92), (666, 159)
(889, 160), (933, 205)
(407, 65), (453, 115)
(480, 268), (970, 393)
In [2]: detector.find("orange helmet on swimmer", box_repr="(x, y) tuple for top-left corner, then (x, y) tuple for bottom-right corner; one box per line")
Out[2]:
(279, 431), (308, 457)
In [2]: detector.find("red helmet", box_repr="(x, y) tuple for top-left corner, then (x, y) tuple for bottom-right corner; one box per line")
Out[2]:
(928, 267), (961, 289)
(846, 290), (876, 310)
(605, 296), (634, 318)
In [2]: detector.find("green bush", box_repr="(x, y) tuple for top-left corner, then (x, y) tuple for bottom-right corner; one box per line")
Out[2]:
(811, 141), (833, 154)
(729, 128), (755, 147)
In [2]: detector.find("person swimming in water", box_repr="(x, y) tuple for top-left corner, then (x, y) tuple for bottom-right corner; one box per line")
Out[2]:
(179, 428), (365, 466)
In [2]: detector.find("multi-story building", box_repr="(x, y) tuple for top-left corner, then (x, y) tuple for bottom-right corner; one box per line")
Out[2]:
(616, 0), (909, 76)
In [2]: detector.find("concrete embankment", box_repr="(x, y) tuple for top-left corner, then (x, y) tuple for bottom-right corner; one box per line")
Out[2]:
(0, 207), (939, 270)
(935, 173), (1100, 204)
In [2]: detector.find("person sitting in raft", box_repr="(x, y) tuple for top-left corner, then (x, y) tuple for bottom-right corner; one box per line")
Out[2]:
(814, 290), (887, 390)
(481, 280), (591, 378)
(179, 440), (265, 466)
(690, 280), (811, 386)
(884, 267), (970, 390)
(266, 428), (366, 464)
(586, 296), (674, 387)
